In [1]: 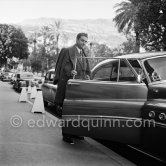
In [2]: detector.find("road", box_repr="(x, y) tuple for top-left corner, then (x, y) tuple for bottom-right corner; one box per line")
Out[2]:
(0, 81), (135, 166)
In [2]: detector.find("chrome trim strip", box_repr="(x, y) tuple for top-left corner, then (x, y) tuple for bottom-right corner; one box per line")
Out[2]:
(68, 79), (146, 85)
(62, 115), (142, 121)
(154, 122), (166, 128)
(64, 99), (146, 105)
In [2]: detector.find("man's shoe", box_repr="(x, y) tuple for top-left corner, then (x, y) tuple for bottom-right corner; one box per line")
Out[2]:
(63, 136), (74, 144)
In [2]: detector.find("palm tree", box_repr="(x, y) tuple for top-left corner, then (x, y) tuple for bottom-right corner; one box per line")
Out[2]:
(38, 25), (51, 71)
(113, 0), (142, 53)
(49, 20), (64, 57)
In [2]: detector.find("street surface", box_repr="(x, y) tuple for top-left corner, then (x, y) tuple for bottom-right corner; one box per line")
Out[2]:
(0, 81), (135, 166)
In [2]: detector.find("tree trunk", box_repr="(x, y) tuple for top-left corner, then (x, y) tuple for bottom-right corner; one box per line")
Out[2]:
(135, 31), (140, 53)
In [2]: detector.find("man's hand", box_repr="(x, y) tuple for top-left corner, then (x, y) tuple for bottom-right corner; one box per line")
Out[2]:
(71, 70), (77, 76)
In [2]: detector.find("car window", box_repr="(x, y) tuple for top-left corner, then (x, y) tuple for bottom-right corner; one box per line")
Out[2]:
(143, 57), (166, 82)
(93, 63), (112, 81)
(119, 60), (136, 82)
(110, 61), (119, 81)
(128, 59), (142, 74)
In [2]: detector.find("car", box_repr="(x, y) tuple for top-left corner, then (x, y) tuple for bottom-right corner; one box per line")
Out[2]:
(32, 76), (45, 89)
(42, 69), (56, 107)
(42, 52), (166, 162)
(13, 72), (34, 92)
(10, 73), (16, 84)
(1, 71), (13, 82)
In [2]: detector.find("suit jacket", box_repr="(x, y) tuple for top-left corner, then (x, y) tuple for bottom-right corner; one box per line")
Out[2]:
(54, 44), (91, 105)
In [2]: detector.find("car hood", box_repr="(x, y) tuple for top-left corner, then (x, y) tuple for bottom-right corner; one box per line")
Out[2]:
(148, 81), (166, 99)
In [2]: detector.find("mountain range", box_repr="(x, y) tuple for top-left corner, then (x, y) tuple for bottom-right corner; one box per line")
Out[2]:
(15, 18), (126, 48)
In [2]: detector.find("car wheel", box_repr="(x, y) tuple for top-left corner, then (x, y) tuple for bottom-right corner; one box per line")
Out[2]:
(44, 101), (48, 107)
(18, 88), (22, 93)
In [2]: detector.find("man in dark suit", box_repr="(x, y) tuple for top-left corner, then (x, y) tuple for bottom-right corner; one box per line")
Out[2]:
(53, 33), (91, 144)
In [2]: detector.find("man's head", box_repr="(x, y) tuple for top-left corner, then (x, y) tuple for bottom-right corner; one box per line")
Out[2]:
(76, 33), (88, 49)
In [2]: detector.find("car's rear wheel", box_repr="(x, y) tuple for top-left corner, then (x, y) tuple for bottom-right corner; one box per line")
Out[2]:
(44, 100), (48, 107)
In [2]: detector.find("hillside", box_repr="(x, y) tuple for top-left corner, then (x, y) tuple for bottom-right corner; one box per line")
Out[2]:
(16, 18), (126, 48)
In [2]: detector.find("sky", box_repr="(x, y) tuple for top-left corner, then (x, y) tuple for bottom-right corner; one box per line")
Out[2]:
(0, 0), (123, 23)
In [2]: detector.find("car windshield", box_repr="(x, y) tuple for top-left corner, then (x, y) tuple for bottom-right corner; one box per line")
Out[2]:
(144, 56), (166, 82)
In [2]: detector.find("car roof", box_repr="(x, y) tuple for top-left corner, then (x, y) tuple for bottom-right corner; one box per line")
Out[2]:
(92, 51), (166, 71)
(116, 51), (166, 59)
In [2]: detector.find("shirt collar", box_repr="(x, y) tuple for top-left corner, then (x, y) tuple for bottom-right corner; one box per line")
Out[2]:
(75, 46), (82, 54)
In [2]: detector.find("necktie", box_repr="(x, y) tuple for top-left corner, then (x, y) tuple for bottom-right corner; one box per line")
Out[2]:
(80, 50), (85, 69)
(80, 50), (83, 62)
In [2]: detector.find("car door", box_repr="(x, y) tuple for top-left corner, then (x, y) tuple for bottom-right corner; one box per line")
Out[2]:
(63, 59), (148, 145)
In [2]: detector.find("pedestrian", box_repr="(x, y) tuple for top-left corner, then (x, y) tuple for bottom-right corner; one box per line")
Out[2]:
(53, 32), (91, 144)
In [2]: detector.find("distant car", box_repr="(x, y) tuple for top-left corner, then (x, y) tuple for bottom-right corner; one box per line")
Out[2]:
(10, 73), (16, 84)
(1, 72), (13, 82)
(32, 76), (45, 89)
(13, 72), (34, 92)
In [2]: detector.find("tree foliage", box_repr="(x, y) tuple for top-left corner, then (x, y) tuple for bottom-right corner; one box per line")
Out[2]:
(113, 0), (142, 53)
(31, 59), (42, 72)
(138, 0), (166, 51)
(0, 24), (29, 65)
(114, 0), (166, 52)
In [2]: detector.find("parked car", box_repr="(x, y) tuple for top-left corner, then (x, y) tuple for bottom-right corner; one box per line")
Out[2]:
(42, 69), (56, 106)
(32, 76), (45, 89)
(1, 71), (13, 82)
(10, 73), (16, 84)
(13, 72), (34, 92)
(42, 52), (166, 162)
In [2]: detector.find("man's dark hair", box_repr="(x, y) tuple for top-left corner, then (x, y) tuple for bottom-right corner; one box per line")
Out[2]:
(76, 33), (88, 40)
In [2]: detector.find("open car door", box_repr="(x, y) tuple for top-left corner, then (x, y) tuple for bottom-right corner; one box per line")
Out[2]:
(62, 59), (148, 145)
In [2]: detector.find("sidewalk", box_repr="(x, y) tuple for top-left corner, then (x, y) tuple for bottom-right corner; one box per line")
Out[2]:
(0, 81), (135, 166)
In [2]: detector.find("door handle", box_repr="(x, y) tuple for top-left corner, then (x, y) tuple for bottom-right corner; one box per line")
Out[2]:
(68, 82), (81, 86)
